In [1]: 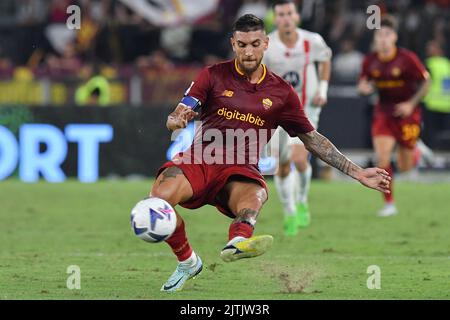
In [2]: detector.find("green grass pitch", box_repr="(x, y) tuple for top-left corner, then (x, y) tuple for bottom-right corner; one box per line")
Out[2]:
(0, 179), (449, 299)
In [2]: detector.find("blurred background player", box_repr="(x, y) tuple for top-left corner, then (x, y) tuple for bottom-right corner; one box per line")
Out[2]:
(422, 40), (450, 151)
(75, 63), (111, 106)
(263, 0), (332, 235)
(358, 15), (430, 217)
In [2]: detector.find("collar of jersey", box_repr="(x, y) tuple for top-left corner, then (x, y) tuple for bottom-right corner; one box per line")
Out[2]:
(234, 59), (266, 84)
(378, 47), (397, 62)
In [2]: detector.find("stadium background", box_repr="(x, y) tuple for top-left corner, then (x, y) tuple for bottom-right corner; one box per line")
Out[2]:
(0, 0), (449, 180)
(0, 0), (449, 300)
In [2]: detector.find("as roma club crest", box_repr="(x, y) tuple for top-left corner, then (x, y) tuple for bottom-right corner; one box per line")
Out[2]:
(262, 98), (273, 110)
(391, 67), (401, 77)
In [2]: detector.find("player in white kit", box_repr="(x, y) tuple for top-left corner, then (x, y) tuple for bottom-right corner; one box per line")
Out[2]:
(263, 0), (332, 236)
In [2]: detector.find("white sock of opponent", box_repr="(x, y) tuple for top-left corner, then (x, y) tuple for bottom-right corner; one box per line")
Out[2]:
(297, 164), (312, 204)
(274, 170), (297, 216)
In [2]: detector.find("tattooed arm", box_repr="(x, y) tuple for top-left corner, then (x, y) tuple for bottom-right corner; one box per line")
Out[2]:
(298, 130), (391, 193)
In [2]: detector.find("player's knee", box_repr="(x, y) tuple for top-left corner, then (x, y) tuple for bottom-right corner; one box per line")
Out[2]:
(256, 188), (268, 206)
(278, 162), (291, 178)
(291, 147), (308, 171)
(150, 185), (179, 206)
(293, 157), (308, 171)
(240, 189), (267, 212)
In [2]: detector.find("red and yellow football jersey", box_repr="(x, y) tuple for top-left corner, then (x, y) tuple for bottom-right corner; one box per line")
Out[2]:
(181, 59), (314, 165)
(360, 47), (428, 115)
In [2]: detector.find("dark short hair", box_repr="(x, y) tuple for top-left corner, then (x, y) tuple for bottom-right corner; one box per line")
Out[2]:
(232, 14), (265, 33)
(272, 0), (296, 10)
(380, 15), (398, 32)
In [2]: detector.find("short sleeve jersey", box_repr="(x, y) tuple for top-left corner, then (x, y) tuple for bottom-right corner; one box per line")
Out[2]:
(182, 59), (315, 164)
(360, 47), (428, 114)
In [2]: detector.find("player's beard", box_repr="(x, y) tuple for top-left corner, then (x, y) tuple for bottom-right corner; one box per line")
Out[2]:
(239, 57), (263, 74)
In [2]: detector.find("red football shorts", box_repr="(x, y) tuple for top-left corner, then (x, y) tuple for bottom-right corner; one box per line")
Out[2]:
(371, 107), (421, 149)
(156, 156), (268, 218)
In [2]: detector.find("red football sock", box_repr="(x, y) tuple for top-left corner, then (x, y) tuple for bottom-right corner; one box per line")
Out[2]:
(165, 219), (193, 262)
(383, 166), (394, 203)
(228, 222), (254, 241)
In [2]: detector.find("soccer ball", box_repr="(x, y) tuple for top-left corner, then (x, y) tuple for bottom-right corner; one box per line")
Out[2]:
(130, 197), (177, 243)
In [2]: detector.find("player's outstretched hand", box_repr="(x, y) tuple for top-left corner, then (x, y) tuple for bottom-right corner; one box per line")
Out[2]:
(166, 104), (198, 131)
(357, 168), (391, 193)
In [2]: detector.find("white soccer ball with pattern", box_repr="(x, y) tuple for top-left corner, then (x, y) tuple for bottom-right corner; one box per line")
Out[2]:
(130, 197), (177, 243)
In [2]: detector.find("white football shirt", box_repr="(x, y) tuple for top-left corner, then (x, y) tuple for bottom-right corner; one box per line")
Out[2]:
(263, 28), (332, 106)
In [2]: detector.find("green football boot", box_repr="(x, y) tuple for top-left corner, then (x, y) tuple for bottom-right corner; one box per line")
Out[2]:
(283, 215), (298, 236)
(296, 202), (311, 228)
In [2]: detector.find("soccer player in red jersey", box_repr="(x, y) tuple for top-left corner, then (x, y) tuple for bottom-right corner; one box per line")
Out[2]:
(147, 14), (391, 292)
(358, 16), (430, 217)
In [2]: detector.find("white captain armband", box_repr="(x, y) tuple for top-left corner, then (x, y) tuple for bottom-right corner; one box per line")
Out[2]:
(180, 95), (201, 111)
